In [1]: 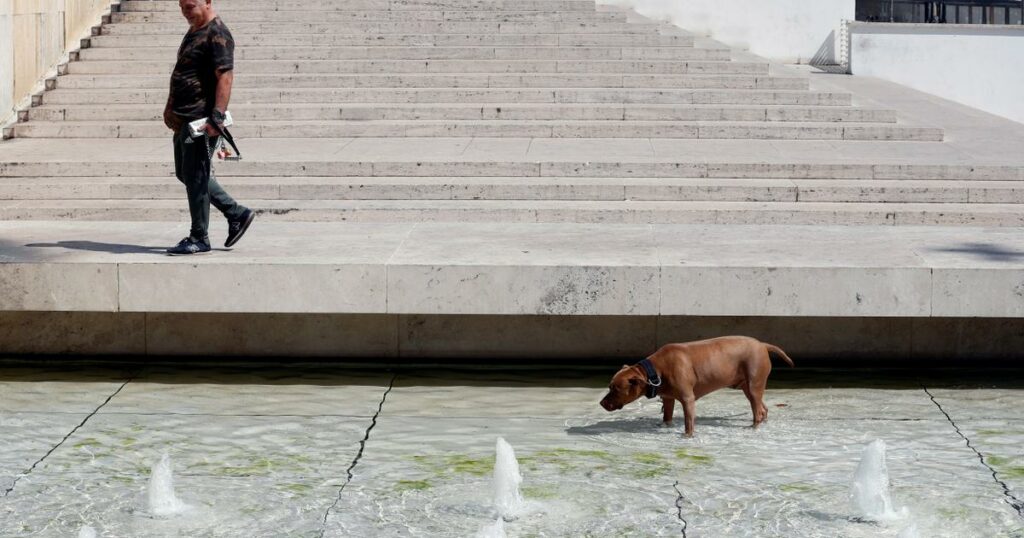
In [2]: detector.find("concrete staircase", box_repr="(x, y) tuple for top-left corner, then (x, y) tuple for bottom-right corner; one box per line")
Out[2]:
(4, 0), (1024, 358)
(3, 0), (1023, 226)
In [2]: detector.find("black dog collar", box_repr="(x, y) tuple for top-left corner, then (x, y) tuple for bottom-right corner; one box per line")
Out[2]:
(637, 359), (662, 399)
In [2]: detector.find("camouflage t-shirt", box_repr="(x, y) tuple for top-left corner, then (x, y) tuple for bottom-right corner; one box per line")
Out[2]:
(168, 17), (234, 122)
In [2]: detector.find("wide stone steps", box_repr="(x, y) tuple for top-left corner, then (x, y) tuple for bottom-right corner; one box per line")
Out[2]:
(84, 33), (698, 48)
(36, 88), (852, 106)
(65, 59), (767, 75)
(2, 198), (1022, 225)
(98, 21), (665, 35)
(76, 45), (730, 61)
(3, 160), (1020, 180)
(26, 104), (890, 123)
(1, 176), (1020, 204)
(111, 9), (629, 23)
(8, 120), (939, 140)
(51, 73), (807, 90)
(118, 0), (603, 12)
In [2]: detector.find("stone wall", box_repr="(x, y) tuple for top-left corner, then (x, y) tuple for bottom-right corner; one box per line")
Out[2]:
(597, 0), (854, 64)
(3, 312), (1022, 361)
(0, 0), (112, 125)
(850, 22), (1024, 125)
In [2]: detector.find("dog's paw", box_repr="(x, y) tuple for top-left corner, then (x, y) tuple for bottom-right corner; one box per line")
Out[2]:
(660, 421), (674, 428)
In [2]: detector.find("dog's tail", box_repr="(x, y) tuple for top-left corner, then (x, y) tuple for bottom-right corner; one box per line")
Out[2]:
(765, 343), (795, 367)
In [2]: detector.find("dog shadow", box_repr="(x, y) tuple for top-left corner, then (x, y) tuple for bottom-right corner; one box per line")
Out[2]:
(566, 413), (748, 436)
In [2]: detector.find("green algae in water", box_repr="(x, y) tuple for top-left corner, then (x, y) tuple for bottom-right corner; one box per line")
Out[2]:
(395, 480), (432, 492)
(521, 485), (558, 500)
(634, 452), (664, 464)
(281, 483), (315, 495)
(985, 455), (1024, 476)
(534, 448), (615, 461)
(674, 449), (713, 465)
(635, 466), (671, 479)
(73, 438), (102, 449)
(410, 454), (492, 476)
(779, 483), (818, 494)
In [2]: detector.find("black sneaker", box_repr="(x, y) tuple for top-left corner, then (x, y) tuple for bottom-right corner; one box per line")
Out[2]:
(225, 209), (255, 248)
(167, 236), (211, 255)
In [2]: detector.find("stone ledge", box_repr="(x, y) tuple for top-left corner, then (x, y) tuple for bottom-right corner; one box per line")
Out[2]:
(2, 221), (1024, 317)
(3, 311), (1024, 360)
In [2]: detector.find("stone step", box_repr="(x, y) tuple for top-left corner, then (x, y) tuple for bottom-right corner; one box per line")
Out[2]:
(117, 0), (601, 12)
(52, 73), (806, 91)
(66, 59), (767, 75)
(27, 104), (891, 123)
(10, 120), (939, 141)
(3, 160), (1019, 181)
(85, 33), (697, 48)
(3, 198), (1022, 225)
(39, 88), (848, 106)
(112, 10), (628, 23)
(99, 21), (665, 35)
(76, 45), (730, 61)
(1, 176), (1020, 204)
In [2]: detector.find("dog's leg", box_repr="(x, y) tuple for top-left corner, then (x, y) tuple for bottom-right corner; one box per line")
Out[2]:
(681, 398), (696, 437)
(661, 397), (675, 426)
(745, 380), (768, 426)
(741, 382), (767, 427)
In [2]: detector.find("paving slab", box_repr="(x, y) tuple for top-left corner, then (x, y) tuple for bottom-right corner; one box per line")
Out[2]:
(0, 474), (340, 538)
(323, 415), (683, 537)
(0, 413), (93, 494)
(31, 413), (367, 481)
(101, 367), (394, 417)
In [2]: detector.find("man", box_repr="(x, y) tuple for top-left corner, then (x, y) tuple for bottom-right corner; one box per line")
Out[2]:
(163, 0), (254, 255)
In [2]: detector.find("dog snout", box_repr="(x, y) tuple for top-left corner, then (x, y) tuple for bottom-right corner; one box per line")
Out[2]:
(599, 395), (619, 412)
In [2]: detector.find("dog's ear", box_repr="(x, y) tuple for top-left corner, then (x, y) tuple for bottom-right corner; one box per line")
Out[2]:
(620, 364), (630, 370)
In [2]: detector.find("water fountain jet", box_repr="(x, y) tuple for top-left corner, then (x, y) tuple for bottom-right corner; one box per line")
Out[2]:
(476, 517), (507, 538)
(850, 439), (907, 522)
(148, 452), (189, 517)
(492, 437), (524, 521)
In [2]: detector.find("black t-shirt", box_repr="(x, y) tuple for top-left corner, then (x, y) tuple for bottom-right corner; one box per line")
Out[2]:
(168, 17), (234, 122)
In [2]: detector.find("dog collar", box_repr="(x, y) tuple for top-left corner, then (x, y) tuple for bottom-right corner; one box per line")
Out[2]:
(637, 359), (662, 399)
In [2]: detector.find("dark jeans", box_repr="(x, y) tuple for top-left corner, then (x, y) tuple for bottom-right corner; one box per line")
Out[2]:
(173, 129), (246, 240)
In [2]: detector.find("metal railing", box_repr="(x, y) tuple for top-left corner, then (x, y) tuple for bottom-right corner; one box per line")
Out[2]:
(856, 0), (1024, 24)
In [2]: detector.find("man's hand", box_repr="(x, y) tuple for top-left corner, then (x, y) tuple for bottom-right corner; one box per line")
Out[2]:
(202, 121), (220, 137)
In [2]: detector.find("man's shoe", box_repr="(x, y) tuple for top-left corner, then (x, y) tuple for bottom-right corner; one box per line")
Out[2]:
(225, 209), (255, 248)
(167, 236), (211, 255)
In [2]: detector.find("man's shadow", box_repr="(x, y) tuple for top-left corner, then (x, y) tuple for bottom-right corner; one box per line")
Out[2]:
(26, 241), (169, 255)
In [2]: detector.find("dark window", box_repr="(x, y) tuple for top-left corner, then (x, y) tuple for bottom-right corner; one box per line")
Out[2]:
(856, 0), (1024, 23)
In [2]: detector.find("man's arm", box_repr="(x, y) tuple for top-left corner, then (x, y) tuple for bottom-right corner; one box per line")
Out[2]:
(203, 69), (233, 135)
(214, 69), (233, 116)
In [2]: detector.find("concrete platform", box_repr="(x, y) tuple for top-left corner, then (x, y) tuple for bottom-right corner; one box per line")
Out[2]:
(3, 221), (1024, 318)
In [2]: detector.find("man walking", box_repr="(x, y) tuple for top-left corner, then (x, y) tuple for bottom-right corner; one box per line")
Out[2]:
(163, 0), (254, 255)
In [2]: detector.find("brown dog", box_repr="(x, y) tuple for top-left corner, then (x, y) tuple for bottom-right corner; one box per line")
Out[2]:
(599, 336), (794, 437)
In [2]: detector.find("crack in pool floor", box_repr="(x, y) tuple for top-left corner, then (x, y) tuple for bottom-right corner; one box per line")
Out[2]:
(673, 480), (689, 537)
(2, 378), (132, 497)
(922, 385), (1024, 520)
(317, 373), (397, 538)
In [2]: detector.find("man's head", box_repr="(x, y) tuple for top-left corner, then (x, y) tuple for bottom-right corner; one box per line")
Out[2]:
(179, 0), (214, 29)
(599, 365), (647, 412)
